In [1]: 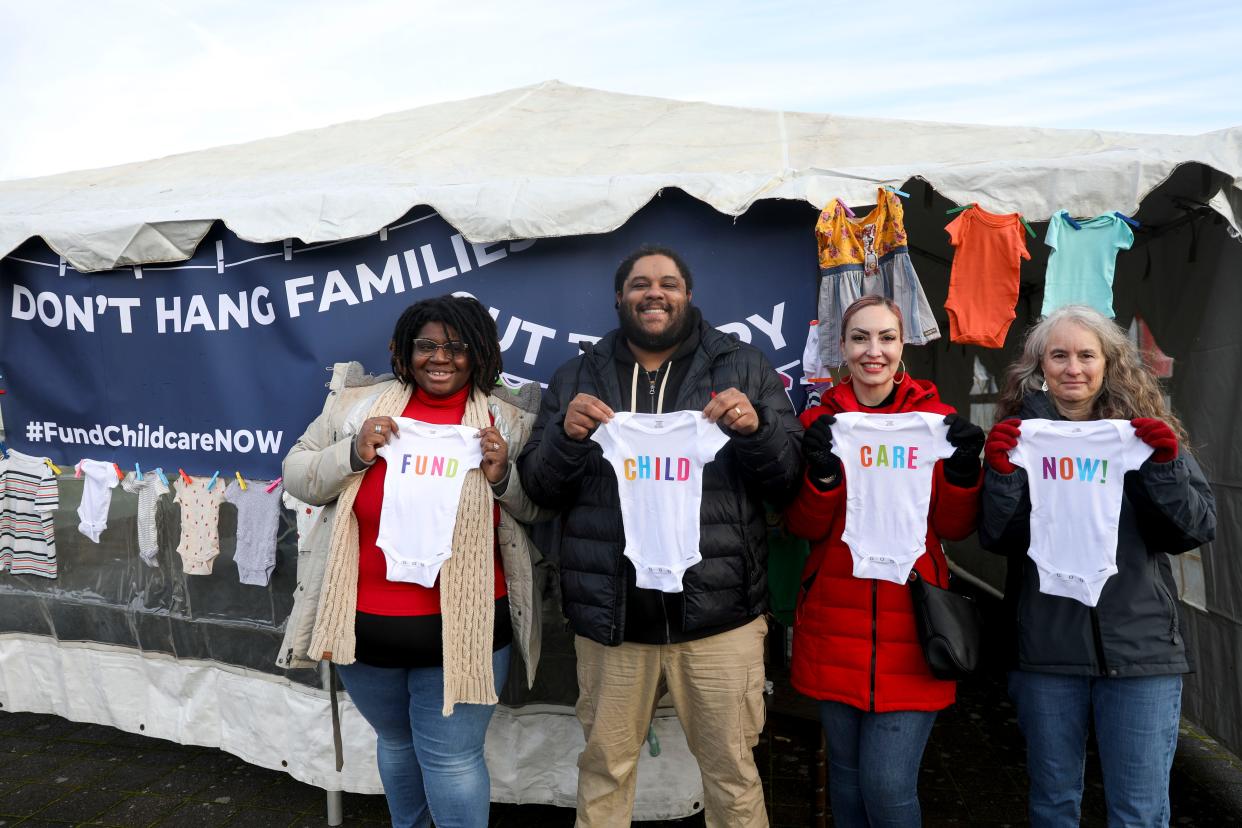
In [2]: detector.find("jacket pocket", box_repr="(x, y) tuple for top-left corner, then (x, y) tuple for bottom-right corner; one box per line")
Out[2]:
(1155, 575), (1181, 644)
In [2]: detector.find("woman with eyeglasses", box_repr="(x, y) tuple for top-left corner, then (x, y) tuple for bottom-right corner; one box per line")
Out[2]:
(281, 294), (549, 828)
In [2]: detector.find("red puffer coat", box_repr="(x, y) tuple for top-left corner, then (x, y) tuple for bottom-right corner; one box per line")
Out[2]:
(785, 377), (980, 712)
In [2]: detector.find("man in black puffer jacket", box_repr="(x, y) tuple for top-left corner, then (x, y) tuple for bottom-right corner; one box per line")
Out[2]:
(518, 245), (802, 827)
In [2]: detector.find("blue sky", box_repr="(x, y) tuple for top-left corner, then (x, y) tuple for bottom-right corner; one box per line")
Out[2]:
(1, 0), (1239, 180)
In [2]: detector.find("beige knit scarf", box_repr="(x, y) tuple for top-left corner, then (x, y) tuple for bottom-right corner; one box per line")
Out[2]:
(308, 381), (497, 715)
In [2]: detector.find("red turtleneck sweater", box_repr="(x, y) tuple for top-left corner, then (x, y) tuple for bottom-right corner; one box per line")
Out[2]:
(353, 384), (507, 616)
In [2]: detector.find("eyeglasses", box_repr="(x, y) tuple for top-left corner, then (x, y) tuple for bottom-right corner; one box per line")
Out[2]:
(412, 338), (470, 357)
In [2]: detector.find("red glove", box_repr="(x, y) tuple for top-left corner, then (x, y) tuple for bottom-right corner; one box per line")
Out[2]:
(985, 419), (1021, 474)
(1132, 418), (1178, 463)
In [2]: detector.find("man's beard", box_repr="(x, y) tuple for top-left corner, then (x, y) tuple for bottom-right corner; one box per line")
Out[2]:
(618, 301), (694, 352)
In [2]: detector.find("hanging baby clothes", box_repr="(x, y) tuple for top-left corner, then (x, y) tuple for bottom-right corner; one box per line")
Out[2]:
(801, 320), (833, 409)
(591, 411), (729, 592)
(282, 490), (323, 550)
(944, 206), (1032, 347)
(225, 480), (284, 586)
(374, 418), (483, 587)
(1041, 211), (1134, 318)
(0, 449), (59, 578)
(816, 188), (941, 368)
(121, 471), (169, 568)
(77, 459), (119, 543)
(1009, 419), (1152, 606)
(173, 478), (228, 575)
(828, 412), (955, 584)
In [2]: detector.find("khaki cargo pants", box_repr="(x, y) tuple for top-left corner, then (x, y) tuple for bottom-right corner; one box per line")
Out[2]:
(573, 616), (769, 828)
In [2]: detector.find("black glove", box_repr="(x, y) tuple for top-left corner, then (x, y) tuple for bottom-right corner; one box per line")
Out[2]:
(803, 415), (843, 491)
(943, 413), (984, 487)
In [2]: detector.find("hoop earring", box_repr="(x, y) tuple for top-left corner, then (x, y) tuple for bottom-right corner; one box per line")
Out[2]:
(892, 360), (907, 385)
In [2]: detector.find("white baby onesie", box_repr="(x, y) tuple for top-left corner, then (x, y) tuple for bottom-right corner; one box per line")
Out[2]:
(282, 491), (323, 550)
(591, 411), (730, 592)
(375, 418), (483, 587)
(829, 412), (955, 584)
(173, 479), (228, 575)
(77, 459), (120, 543)
(1009, 419), (1153, 606)
(122, 472), (169, 567)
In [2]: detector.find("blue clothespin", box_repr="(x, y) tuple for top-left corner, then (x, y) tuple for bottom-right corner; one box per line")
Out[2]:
(884, 185), (911, 198)
(1114, 211), (1141, 228)
(155, 468), (171, 488)
(1061, 211), (1083, 230)
(0, 442), (8, 459)
(207, 470), (220, 491)
(134, 462), (143, 481)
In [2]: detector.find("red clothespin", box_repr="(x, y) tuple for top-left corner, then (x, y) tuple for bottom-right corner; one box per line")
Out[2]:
(178, 468), (193, 485)
(75, 462), (83, 479)
(112, 463), (124, 481)
(265, 476), (283, 494)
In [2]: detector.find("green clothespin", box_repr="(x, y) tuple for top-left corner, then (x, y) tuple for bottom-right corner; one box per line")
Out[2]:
(1019, 215), (1036, 238)
(946, 203), (976, 215)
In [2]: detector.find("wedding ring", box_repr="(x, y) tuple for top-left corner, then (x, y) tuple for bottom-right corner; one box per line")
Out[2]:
(373, 424), (383, 434)
(734, 407), (742, 418)
(490, 442), (500, 450)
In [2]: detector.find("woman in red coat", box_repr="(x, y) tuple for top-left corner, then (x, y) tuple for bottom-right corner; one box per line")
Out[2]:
(785, 296), (984, 827)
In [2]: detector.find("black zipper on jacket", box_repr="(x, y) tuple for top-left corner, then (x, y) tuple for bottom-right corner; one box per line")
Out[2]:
(869, 579), (879, 712)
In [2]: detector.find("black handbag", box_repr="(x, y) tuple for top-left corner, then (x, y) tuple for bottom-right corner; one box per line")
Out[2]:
(908, 570), (982, 680)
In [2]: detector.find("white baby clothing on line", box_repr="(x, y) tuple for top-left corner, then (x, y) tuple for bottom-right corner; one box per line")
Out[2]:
(374, 418), (483, 587)
(591, 411), (730, 593)
(1009, 418), (1152, 606)
(121, 472), (169, 567)
(77, 459), (120, 544)
(282, 491), (323, 550)
(829, 412), (955, 584)
(225, 481), (284, 586)
(173, 479), (228, 575)
(0, 449), (59, 578)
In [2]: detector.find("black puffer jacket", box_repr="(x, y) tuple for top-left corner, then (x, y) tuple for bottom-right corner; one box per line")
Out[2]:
(517, 320), (803, 646)
(980, 393), (1216, 677)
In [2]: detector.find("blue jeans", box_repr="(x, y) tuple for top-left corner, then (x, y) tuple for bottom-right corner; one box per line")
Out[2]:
(1008, 670), (1182, 828)
(337, 646), (510, 828)
(818, 701), (937, 828)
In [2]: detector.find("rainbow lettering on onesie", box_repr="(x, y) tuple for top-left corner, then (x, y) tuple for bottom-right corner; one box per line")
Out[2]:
(622, 455), (692, 482)
(1041, 456), (1108, 484)
(858, 444), (920, 469)
(398, 454), (460, 477)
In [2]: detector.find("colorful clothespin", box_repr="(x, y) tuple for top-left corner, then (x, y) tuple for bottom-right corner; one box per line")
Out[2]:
(1061, 212), (1083, 230)
(75, 462), (83, 479)
(178, 468), (193, 485)
(134, 462), (143, 481)
(45, 459), (62, 475)
(235, 471), (247, 491)
(836, 198), (856, 218)
(883, 185), (910, 198)
(946, 203), (976, 215)
(0, 442), (8, 459)
(155, 468), (170, 488)
(266, 476), (283, 494)
(207, 471), (220, 491)
(1114, 211), (1141, 228)
(112, 463), (124, 481)
(1019, 215), (1036, 238)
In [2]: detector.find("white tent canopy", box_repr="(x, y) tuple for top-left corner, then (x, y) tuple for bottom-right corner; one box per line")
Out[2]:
(2, 79), (1239, 272)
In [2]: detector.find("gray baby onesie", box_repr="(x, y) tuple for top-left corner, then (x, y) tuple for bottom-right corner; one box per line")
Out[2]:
(225, 481), (283, 586)
(121, 472), (169, 567)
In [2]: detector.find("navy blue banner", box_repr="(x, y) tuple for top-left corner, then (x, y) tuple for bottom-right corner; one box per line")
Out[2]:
(1, 193), (819, 476)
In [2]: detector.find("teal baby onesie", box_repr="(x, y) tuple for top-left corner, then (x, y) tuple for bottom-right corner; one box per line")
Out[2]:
(1041, 212), (1134, 318)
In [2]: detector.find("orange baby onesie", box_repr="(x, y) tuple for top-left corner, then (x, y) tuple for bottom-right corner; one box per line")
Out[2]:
(944, 207), (1031, 348)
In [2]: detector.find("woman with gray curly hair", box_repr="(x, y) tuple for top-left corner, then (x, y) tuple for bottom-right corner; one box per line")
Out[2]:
(980, 305), (1215, 827)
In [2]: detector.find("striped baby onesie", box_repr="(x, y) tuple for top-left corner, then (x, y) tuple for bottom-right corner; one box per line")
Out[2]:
(122, 472), (170, 568)
(0, 449), (59, 578)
